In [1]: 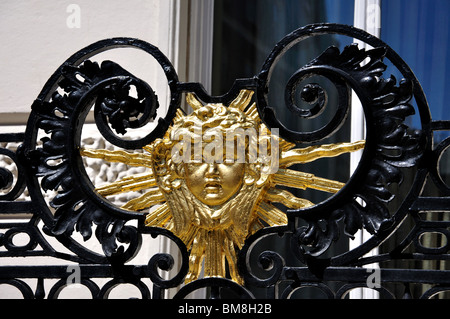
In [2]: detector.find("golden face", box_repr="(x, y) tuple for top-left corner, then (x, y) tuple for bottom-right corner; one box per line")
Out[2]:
(184, 161), (245, 206)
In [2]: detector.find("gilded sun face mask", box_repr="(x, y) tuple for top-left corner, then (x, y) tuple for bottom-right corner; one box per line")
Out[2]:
(81, 89), (365, 284)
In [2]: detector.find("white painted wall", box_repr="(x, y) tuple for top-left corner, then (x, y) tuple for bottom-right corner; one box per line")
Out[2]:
(0, 0), (174, 124)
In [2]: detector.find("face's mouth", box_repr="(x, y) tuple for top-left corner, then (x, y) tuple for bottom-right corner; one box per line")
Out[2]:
(204, 180), (222, 193)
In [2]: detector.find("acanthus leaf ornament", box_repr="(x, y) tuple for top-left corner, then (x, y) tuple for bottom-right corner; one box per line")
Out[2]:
(26, 60), (147, 261)
(21, 38), (182, 264)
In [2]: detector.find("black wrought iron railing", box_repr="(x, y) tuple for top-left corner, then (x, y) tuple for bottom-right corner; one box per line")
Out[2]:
(0, 24), (449, 299)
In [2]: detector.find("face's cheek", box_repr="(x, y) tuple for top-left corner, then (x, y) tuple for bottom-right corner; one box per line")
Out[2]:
(184, 163), (208, 201)
(217, 162), (245, 201)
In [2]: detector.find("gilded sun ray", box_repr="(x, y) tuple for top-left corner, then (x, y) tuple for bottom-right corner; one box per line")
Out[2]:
(80, 89), (365, 285)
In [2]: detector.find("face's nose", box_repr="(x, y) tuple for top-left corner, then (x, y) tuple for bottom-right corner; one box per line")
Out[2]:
(205, 162), (219, 176)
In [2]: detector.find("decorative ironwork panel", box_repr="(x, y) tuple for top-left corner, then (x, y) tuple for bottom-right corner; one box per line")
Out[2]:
(0, 24), (449, 299)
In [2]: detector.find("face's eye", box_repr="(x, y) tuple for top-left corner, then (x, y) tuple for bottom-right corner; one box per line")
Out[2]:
(224, 160), (235, 166)
(190, 159), (203, 166)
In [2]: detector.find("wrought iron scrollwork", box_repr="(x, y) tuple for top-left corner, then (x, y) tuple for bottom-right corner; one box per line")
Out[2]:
(0, 24), (448, 299)
(252, 24), (428, 269)
(20, 38), (182, 263)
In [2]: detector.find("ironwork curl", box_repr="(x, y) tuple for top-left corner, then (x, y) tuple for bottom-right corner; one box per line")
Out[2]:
(174, 277), (255, 299)
(0, 147), (26, 201)
(143, 227), (189, 289)
(253, 24), (428, 264)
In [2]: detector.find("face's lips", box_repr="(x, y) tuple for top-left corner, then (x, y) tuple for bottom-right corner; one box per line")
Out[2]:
(204, 179), (222, 193)
(206, 182), (220, 187)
